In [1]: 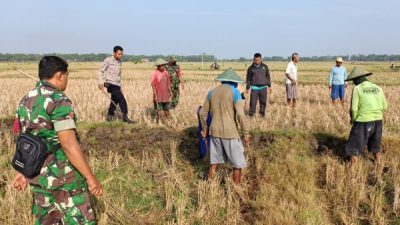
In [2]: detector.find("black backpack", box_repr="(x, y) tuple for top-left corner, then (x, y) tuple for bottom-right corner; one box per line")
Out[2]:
(12, 86), (61, 178)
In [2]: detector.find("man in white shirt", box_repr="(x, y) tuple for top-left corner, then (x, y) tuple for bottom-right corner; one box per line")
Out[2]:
(285, 53), (299, 107)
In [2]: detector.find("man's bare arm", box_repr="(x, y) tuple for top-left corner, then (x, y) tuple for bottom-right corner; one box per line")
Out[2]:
(285, 73), (294, 83)
(58, 130), (103, 196)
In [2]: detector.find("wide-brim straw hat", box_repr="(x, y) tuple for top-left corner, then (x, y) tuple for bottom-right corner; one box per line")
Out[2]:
(345, 66), (373, 81)
(336, 57), (343, 63)
(154, 58), (169, 66)
(215, 68), (244, 84)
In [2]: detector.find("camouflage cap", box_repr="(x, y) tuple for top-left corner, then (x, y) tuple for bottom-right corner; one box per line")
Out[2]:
(169, 56), (177, 62)
(215, 68), (244, 84)
(345, 67), (373, 81)
(154, 58), (169, 66)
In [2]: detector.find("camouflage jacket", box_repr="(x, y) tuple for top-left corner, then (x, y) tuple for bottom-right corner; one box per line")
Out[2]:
(166, 65), (181, 84)
(16, 80), (86, 191)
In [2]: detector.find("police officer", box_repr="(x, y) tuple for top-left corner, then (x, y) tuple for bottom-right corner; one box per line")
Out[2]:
(97, 46), (134, 123)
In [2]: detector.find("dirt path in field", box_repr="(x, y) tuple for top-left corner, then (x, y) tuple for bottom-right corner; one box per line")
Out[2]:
(80, 125), (182, 157)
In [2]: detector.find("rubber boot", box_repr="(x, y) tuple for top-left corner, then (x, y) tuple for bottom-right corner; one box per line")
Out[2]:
(122, 115), (134, 124)
(106, 114), (113, 122)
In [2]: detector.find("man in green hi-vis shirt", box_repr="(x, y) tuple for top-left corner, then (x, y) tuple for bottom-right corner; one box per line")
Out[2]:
(345, 67), (388, 167)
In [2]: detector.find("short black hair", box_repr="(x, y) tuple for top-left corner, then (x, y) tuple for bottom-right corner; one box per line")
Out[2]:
(292, 52), (299, 60)
(113, 46), (123, 53)
(254, 53), (262, 58)
(38, 56), (68, 80)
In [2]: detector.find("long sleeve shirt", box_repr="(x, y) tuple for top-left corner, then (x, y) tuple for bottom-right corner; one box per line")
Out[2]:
(166, 65), (182, 79)
(200, 83), (249, 139)
(329, 66), (347, 85)
(246, 63), (271, 90)
(351, 81), (388, 123)
(97, 56), (122, 86)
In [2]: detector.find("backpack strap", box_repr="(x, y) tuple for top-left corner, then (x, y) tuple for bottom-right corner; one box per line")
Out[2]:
(23, 86), (42, 135)
(24, 84), (61, 154)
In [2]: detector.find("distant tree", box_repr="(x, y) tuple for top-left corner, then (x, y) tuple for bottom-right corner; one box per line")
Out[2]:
(0, 53), (399, 62)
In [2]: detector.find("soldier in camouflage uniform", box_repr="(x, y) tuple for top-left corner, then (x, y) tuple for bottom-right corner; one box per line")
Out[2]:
(12, 56), (103, 225)
(166, 56), (184, 109)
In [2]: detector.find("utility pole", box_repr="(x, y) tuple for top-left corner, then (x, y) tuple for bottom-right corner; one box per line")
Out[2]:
(201, 53), (204, 70)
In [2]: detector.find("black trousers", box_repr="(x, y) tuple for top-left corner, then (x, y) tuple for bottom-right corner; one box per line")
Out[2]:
(249, 89), (267, 116)
(345, 120), (382, 156)
(106, 83), (128, 115)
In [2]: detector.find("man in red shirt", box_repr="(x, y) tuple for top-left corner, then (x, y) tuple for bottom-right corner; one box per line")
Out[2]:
(151, 59), (172, 122)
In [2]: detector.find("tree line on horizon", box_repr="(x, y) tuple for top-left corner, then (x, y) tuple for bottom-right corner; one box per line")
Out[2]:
(0, 53), (399, 62)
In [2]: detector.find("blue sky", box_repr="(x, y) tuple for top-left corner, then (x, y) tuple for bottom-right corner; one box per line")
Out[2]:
(0, 0), (399, 58)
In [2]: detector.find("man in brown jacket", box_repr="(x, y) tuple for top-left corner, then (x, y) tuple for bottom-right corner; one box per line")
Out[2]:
(200, 68), (250, 184)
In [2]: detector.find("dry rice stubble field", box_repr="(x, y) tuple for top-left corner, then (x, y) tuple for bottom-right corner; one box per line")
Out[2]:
(1, 61), (400, 224)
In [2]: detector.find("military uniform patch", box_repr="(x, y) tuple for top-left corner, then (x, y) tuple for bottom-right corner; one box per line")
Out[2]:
(16, 80), (95, 224)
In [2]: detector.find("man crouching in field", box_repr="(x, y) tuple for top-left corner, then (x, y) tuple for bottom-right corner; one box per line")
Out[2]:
(200, 68), (250, 184)
(345, 67), (388, 167)
(12, 56), (103, 224)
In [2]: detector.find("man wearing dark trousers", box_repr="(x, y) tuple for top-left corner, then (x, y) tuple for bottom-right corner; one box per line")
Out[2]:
(246, 53), (272, 117)
(97, 46), (134, 124)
